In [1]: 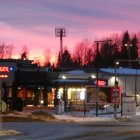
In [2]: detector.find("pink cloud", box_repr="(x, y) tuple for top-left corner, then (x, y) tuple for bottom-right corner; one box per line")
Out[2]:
(1, 0), (140, 64)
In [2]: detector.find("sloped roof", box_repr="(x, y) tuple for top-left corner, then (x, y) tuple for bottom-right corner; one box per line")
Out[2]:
(100, 68), (140, 75)
(65, 70), (86, 75)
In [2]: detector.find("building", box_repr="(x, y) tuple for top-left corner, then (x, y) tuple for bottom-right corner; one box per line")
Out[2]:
(1, 59), (140, 112)
(54, 68), (140, 112)
(0, 59), (59, 111)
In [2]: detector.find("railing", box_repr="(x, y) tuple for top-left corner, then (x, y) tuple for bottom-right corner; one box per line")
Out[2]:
(23, 106), (54, 112)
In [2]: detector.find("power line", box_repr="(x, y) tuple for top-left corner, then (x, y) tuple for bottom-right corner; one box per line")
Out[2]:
(94, 39), (112, 117)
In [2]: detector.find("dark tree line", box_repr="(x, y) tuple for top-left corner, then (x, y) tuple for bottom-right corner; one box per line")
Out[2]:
(56, 31), (140, 69)
(1, 30), (138, 69)
(0, 43), (14, 59)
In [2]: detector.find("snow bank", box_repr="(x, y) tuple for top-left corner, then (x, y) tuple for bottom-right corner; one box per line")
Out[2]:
(0, 129), (21, 136)
(54, 115), (118, 123)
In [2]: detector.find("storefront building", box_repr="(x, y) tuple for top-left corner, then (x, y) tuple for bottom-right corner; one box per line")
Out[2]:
(54, 68), (140, 112)
(53, 70), (120, 112)
(0, 59), (59, 111)
(1, 59), (140, 112)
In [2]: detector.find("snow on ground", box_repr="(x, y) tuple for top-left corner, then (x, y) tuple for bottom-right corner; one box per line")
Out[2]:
(53, 114), (118, 123)
(0, 109), (140, 136)
(0, 129), (21, 136)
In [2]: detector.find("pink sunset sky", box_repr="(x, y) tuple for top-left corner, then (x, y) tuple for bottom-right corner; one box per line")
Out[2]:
(0, 0), (140, 64)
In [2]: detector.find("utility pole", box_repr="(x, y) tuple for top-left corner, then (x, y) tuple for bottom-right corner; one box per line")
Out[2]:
(114, 59), (140, 119)
(114, 60), (118, 119)
(0, 89), (2, 130)
(124, 43), (132, 68)
(55, 28), (67, 63)
(94, 40), (112, 117)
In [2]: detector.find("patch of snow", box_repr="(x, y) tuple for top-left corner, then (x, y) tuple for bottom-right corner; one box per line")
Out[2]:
(54, 114), (118, 123)
(0, 129), (21, 136)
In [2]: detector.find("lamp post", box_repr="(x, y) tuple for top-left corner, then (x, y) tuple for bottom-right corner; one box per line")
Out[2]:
(114, 60), (119, 119)
(0, 89), (3, 130)
(62, 75), (67, 112)
(135, 67), (138, 104)
(94, 41), (99, 117)
(114, 59), (140, 118)
(124, 43), (132, 67)
(94, 39), (112, 117)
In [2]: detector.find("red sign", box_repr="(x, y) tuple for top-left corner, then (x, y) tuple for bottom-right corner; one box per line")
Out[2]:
(94, 80), (107, 86)
(0, 67), (9, 72)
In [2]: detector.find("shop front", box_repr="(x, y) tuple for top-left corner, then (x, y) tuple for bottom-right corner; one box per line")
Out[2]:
(54, 78), (121, 113)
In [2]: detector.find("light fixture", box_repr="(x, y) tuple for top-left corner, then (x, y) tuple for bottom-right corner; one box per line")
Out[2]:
(91, 74), (96, 78)
(116, 61), (119, 65)
(62, 75), (66, 79)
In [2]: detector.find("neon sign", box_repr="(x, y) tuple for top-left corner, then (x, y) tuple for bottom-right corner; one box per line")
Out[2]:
(93, 80), (108, 86)
(0, 66), (14, 78)
(0, 66), (14, 72)
(0, 67), (9, 72)
(0, 75), (8, 78)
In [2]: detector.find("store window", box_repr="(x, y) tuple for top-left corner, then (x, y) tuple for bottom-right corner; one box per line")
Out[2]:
(48, 88), (55, 106)
(58, 87), (86, 102)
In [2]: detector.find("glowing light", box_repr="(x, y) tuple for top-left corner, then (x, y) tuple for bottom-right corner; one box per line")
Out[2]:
(40, 100), (44, 104)
(77, 88), (80, 91)
(91, 74), (96, 78)
(109, 76), (118, 85)
(94, 80), (107, 86)
(0, 75), (8, 78)
(27, 105), (33, 107)
(0, 67), (9, 72)
(116, 61), (119, 65)
(80, 91), (85, 100)
(50, 54), (56, 65)
(62, 75), (66, 79)
(72, 88), (76, 91)
(81, 88), (86, 91)
(18, 86), (21, 90)
(57, 91), (61, 99)
(9, 67), (14, 71)
(59, 88), (63, 93)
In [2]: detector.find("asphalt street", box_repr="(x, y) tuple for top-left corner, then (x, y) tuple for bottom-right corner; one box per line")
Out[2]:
(1, 121), (140, 140)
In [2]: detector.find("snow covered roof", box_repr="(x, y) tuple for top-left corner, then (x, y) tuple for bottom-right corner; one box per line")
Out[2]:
(100, 68), (140, 75)
(65, 70), (85, 75)
(53, 79), (87, 83)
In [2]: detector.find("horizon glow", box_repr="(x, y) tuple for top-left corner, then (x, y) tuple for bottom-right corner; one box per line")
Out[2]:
(0, 0), (140, 64)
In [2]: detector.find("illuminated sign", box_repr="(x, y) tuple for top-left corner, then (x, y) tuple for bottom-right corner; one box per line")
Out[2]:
(0, 67), (9, 72)
(0, 75), (8, 78)
(0, 66), (14, 78)
(0, 66), (14, 72)
(93, 79), (108, 86)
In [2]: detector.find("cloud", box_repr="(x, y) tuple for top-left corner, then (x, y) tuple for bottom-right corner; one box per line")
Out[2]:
(0, 0), (140, 62)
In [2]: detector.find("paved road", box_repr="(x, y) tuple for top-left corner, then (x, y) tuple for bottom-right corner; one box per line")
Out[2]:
(1, 121), (140, 140)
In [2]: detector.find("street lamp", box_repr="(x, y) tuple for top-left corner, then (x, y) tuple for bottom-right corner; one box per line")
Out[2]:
(114, 59), (140, 118)
(124, 43), (132, 67)
(0, 89), (2, 130)
(114, 60), (119, 119)
(94, 39), (112, 117)
(135, 68), (137, 104)
(62, 75), (66, 80)
(62, 75), (67, 112)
